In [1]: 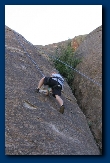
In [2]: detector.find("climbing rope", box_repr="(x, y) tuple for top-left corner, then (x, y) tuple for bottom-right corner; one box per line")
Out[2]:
(13, 31), (45, 77)
(13, 30), (102, 88)
(29, 44), (102, 88)
(49, 56), (102, 87)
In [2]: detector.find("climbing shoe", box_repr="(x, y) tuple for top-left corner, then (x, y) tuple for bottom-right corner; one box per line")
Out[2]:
(59, 105), (65, 114)
(35, 88), (39, 93)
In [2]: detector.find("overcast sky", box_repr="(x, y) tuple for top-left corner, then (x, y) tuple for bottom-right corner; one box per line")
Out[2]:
(5, 5), (102, 46)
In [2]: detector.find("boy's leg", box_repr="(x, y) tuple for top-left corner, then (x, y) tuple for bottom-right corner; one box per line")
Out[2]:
(55, 95), (65, 114)
(55, 95), (63, 106)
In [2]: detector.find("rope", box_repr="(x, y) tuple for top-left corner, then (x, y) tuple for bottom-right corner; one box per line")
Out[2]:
(13, 31), (45, 77)
(19, 38), (102, 87)
(50, 56), (102, 87)
(13, 30), (102, 88)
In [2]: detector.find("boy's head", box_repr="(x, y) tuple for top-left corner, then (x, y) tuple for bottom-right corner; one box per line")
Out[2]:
(50, 69), (58, 75)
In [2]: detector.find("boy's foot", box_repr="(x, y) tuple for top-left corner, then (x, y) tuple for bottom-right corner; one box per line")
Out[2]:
(35, 88), (39, 93)
(59, 105), (65, 114)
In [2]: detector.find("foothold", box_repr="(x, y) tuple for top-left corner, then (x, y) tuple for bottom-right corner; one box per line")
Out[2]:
(23, 101), (37, 109)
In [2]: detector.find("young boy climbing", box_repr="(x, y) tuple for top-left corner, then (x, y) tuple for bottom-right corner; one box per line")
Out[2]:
(36, 70), (65, 114)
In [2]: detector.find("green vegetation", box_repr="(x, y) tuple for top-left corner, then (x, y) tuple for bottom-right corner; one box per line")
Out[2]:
(53, 41), (81, 90)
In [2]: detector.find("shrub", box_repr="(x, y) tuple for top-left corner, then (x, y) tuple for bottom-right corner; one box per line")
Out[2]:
(53, 41), (81, 90)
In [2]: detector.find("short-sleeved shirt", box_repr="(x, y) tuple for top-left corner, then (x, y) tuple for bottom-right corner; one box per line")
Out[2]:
(51, 73), (64, 87)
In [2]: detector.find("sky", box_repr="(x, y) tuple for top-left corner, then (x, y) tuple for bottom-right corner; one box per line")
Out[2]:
(5, 5), (102, 46)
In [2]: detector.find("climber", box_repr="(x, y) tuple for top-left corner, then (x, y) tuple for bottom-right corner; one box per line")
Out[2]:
(36, 70), (65, 114)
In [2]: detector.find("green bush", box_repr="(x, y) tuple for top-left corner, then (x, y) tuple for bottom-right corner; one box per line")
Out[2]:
(53, 42), (81, 90)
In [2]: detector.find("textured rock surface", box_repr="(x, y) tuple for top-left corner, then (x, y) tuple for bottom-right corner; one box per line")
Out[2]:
(35, 35), (87, 56)
(73, 26), (102, 151)
(5, 26), (100, 155)
(35, 39), (72, 56)
(71, 35), (87, 51)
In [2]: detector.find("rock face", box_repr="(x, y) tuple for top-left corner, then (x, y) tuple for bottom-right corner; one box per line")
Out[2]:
(73, 26), (102, 151)
(35, 35), (87, 55)
(35, 39), (72, 56)
(5, 26), (100, 155)
(71, 35), (87, 51)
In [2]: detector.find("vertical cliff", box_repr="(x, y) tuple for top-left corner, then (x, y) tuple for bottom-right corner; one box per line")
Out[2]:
(73, 26), (102, 151)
